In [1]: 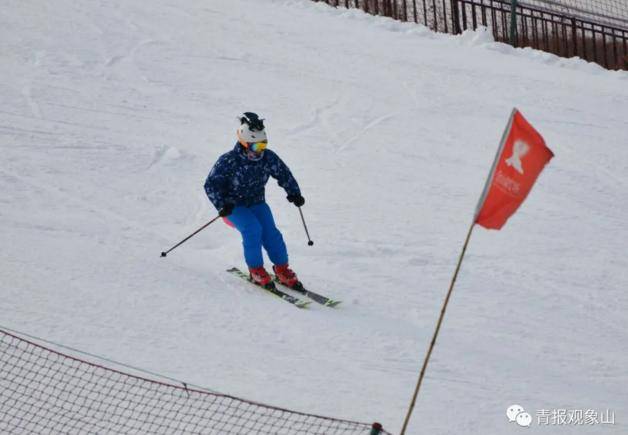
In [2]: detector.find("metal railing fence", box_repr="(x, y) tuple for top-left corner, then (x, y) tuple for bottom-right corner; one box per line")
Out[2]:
(314, 0), (628, 69)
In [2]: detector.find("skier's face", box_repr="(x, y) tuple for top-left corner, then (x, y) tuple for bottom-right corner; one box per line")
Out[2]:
(245, 147), (264, 161)
(243, 141), (267, 161)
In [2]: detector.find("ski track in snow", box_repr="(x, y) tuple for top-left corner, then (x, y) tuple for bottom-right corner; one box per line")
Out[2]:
(1, 0), (627, 434)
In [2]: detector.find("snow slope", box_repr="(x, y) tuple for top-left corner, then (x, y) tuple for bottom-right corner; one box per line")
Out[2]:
(1, 0), (627, 433)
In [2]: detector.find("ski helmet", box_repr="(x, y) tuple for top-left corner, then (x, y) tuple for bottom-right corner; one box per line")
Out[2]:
(237, 112), (267, 161)
(237, 112), (267, 147)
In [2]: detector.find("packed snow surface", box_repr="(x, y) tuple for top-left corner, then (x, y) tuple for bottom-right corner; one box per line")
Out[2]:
(1, 1), (627, 434)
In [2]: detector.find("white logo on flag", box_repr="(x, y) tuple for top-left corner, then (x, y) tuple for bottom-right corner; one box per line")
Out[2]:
(505, 140), (530, 174)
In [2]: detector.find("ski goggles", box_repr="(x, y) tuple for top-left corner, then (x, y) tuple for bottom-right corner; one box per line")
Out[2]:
(246, 141), (267, 153)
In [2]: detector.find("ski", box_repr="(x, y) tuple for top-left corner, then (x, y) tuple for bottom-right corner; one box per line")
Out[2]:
(272, 277), (341, 308)
(227, 267), (311, 309)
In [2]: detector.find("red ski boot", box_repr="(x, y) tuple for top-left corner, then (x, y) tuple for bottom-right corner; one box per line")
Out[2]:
(249, 266), (272, 287)
(273, 264), (299, 288)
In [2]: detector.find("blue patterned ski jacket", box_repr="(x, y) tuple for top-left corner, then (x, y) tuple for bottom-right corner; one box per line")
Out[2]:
(204, 143), (301, 210)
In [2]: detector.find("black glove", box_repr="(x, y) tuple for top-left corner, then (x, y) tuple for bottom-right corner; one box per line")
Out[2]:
(219, 203), (234, 217)
(287, 194), (305, 207)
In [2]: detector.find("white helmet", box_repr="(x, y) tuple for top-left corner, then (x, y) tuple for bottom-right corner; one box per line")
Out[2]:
(237, 112), (267, 144)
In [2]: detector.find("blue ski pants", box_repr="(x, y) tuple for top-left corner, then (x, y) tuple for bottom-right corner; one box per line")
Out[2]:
(225, 202), (288, 268)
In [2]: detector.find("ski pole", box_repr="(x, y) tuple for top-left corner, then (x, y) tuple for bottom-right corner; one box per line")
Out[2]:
(160, 215), (221, 257)
(297, 207), (314, 246)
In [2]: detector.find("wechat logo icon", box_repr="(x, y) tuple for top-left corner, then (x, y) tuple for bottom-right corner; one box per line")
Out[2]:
(507, 404), (532, 427)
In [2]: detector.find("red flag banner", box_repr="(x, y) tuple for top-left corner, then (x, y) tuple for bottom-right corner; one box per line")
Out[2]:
(475, 109), (554, 230)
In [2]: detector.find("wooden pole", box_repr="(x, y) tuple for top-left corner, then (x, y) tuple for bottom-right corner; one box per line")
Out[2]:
(399, 221), (476, 435)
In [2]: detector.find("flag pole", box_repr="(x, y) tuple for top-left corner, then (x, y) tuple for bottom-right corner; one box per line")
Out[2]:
(400, 109), (520, 434)
(474, 108), (517, 219)
(399, 220), (476, 435)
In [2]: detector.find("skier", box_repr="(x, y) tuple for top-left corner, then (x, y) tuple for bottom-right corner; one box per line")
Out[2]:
(204, 112), (305, 288)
